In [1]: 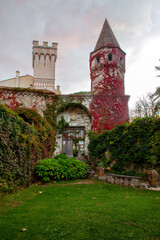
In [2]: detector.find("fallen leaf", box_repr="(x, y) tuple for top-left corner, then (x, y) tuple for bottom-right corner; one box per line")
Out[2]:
(21, 227), (27, 232)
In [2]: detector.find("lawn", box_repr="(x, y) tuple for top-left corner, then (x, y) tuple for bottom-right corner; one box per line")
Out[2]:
(0, 179), (160, 240)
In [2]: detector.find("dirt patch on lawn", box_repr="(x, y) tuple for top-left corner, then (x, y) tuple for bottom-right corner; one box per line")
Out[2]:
(8, 201), (22, 207)
(41, 179), (96, 187)
(60, 179), (95, 185)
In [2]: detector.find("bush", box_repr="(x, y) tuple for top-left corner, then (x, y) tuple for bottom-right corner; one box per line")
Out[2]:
(14, 107), (56, 159)
(73, 147), (78, 157)
(88, 117), (160, 174)
(0, 104), (56, 192)
(35, 154), (87, 181)
(54, 153), (68, 159)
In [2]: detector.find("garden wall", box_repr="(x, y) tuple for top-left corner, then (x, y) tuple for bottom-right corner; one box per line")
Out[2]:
(0, 87), (54, 116)
(98, 174), (142, 187)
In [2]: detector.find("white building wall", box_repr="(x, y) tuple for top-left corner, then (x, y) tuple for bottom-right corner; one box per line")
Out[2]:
(0, 73), (33, 88)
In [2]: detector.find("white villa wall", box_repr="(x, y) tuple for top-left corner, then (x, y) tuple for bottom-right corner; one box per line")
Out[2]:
(0, 73), (33, 88)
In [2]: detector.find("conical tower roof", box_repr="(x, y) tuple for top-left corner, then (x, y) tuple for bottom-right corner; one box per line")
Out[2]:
(94, 18), (120, 51)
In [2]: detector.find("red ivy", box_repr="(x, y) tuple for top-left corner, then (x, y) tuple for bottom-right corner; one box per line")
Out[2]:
(89, 47), (129, 134)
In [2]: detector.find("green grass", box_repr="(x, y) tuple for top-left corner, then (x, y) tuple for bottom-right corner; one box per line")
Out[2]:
(0, 180), (160, 240)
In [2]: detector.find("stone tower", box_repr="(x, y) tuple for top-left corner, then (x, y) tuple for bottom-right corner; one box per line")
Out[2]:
(89, 19), (129, 132)
(32, 41), (58, 92)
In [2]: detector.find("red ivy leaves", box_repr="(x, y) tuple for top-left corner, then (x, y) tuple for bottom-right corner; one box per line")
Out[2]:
(0, 90), (46, 110)
(89, 47), (129, 134)
(0, 91), (19, 109)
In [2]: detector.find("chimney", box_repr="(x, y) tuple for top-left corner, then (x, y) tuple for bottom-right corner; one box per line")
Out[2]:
(16, 71), (20, 87)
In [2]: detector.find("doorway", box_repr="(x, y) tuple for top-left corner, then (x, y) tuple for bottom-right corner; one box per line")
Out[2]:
(62, 126), (85, 157)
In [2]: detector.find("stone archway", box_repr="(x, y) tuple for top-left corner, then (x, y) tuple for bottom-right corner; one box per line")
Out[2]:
(55, 105), (92, 157)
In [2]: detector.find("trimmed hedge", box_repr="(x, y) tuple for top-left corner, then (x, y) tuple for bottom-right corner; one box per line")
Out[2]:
(35, 154), (87, 181)
(0, 104), (55, 192)
(88, 117), (160, 172)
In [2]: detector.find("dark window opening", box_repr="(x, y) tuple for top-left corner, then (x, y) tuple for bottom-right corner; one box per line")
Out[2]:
(96, 56), (99, 65)
(120, 57), (123, 64)
(108, 54), (112, 61)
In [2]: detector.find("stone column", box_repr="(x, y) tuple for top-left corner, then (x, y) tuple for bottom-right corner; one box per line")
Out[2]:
(124, 178), (129, 186)
(119, 178), (124, 185)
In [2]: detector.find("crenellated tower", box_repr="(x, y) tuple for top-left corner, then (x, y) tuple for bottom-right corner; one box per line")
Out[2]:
(89, 19), (129, 132)
(32, 41), (58, 92)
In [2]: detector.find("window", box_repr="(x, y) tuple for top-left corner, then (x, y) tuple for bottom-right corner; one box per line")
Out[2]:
(108, 54), (112, 61)
(120, 57), (123, 64)
(95, 56), (99, 65)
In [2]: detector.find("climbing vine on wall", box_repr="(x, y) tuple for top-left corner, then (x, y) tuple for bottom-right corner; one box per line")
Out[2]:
(0, 104), (56, 192)
(14, 107), (56, 159)
(89, 47), (129, 133)
(43, 96), (92, 131)
(0, 87), (54, 112)
(88, 117), (160, 172)
(0, 90), (19, 109)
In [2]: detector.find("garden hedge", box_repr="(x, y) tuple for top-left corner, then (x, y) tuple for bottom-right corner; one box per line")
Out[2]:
(88, 117), (160, 173)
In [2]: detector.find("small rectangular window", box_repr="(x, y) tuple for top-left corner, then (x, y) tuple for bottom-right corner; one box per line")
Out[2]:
(108, 54), (112, 61)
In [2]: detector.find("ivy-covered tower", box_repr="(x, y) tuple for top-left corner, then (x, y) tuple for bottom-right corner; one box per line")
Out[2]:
(89, 18), (129, 132)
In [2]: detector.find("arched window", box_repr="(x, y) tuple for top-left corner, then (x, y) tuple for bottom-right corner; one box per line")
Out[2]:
(108, 54), (112, 61)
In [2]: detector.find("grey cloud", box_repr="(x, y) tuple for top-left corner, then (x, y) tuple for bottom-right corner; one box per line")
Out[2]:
(0, 0), (160, 100)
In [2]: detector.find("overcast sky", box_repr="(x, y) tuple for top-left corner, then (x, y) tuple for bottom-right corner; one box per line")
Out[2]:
(0, 0), (160, 109)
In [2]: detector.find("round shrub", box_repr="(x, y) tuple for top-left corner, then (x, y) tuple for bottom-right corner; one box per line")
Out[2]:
(35, 155), (87, 181)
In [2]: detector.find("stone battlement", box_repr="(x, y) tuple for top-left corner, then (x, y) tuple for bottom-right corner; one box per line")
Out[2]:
(33, 41), (58, 49)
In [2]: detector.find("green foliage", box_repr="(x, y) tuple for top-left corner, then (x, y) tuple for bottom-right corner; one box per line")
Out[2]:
(54, 153), (67, 159)
(88, 117), (160, 173)
(73, 147), (78, 157)
(35, 155), (87, 181)
(110, 163), (125, 173)
(110, 163), (141, 176)
(43, 96), (71, 129)
(14, 107), (56, 160)
(56, 116), (69, 134)
(88, 130), (110, 159)
(43, 101), (57, 129)
(72, 91), (91, 95)
(81, 152), (88, 161)
(0, 104), (55, 192)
